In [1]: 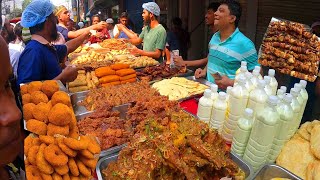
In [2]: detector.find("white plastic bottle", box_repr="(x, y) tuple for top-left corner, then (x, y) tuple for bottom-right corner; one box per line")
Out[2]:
(231, 108), (254, 157)
(290, 88), (302, 136)
(276, 89), (285, 104)
(226, 86), (232, 102)
(210, 92), (228, 131)
(197, 89), (214, 123)
(210, 84), (219, 102)
(268, 94), (294, 162)
(280, 86), (287, 93)
(235, 66), (248, 83)
(294, 83), (305, 119)
(264, 76), (273, 96)
(251, 69), (261, 88)
(236, 61), (248, 75)
(299, 80), (309, 114)
(245, 72), (254, 92)
(229, 75), (249, 116)
(247, 79), (268, 116)
(243, 96), (280, 171)
(254, 66), (263, 79)
(268, 69), (278, 95)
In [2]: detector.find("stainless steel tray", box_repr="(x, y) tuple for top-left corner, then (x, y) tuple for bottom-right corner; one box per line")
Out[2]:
(96, 152), (253, 180)
(70, 91), (90, 116)
(177, 76), (212, 102)
(251, 164), (302, 180)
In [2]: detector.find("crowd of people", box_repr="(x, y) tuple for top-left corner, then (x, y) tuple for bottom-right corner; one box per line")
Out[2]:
(0, 0), (320, 179)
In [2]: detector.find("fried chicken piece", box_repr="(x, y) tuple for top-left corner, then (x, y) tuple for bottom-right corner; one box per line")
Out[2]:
(48, 103), (72, 126)
(22, 93), (31, 105)
(23, 103), (36, 121)
(32, 102), (51, 123)
(28, 81), (42, 94)
(41, 80), (59, 98)
(30, 91), (49, 105)
(51, 91), (71, 107)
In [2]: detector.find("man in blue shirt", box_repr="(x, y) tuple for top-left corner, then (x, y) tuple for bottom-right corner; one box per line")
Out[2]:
(115, 12), (133, 39)
(18, 0), (89, 85)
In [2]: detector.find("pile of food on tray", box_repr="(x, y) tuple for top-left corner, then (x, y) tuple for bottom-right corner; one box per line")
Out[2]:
(67, 70), (100, 93)
(137, 64), (187, 82)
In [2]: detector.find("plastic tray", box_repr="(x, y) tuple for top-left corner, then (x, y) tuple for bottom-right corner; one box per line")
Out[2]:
(251, 164), (303, 180)
(96, 152), (253, 180)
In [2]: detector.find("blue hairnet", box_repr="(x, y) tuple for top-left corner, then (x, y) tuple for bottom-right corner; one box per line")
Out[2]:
(142, 2), (160, 17)
(21, 0), (54, 28)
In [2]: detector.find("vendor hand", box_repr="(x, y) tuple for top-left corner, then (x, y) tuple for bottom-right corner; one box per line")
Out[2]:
(214, 76), (234, 90)
(195, 68), (206, 79)
(173, 56), (186, 66)
(129, 46), (142, 56)
(116, 24), (125, 31)
(60, 66), (78, 83)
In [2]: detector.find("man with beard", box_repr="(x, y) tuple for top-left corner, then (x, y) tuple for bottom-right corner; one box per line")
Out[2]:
(173, 2), (220, 69)
(56, 5), (106, 41)
(17, 0), (88, 85)
(117, 2), (166, 61)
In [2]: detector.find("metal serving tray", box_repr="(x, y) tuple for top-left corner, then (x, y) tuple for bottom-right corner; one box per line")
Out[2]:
(96, 152), (253, 180)
(176, 76), (212, 102)
(70, 91), (90, 116)
(251, 164), (302, 180)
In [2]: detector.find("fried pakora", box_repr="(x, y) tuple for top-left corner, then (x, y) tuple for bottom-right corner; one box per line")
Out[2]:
(47, 123), (69, 136)
(28, 81), (43, 94)
(23, 103), (36, 120)
(20, 84), (29, 95)
(22, 94), (31, 105)
(32, 102), (51, 123)
(30, 91), (49, 104)
(26, 119), (48, 135)
(48, 103), (72, 126)
(51, 91), (72, 107)
(42, 80), (59, 98)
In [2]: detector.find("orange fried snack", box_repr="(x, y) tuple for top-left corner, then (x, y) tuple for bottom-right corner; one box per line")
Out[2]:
(110, 63), (130, 70)
(44, 144), (68, 166)
(22, 93), (31, 105)
(32, 102), (51, 123)
(36, 143), (54, 175)
(30, 91), (49, 105)
(23, 103), (36, 121)
(47, 123), (69, 136)
(20, 84), (29, 95)
(120, 78), (136, 84)
(28, 81), (42, 94)
(116, 68), (135, 77)
(48, 103), (72, 126)
(26, 165), (42, 180)
(119, 73), (137, 81)
(26, 119), (47, 135)
(99, 75), (120, 84)
(51, 91), (72, 107)
(42, 80), (59, 98)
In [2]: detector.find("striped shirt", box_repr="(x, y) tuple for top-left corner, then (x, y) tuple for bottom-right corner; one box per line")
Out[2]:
(206, 28), (258, 83)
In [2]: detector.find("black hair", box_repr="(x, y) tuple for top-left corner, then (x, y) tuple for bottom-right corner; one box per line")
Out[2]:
(120, 12), (129, 18)
(29, 21), (46, 34)
(220, 0), (241, 27)
(91, 14), (101, 21)
(172, 17), (182, 27)
(14, 23), (23, 37)
(208, 2), (220, 11)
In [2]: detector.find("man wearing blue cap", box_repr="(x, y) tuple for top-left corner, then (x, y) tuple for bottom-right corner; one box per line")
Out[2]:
(117, 2), (166, 62)
(17, 0), (89, 85)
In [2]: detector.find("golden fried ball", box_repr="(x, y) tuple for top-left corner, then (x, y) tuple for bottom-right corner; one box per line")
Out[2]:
(30, 91), (49, 105)
(20, 84), (29, 95)
(41, 80), (59, 98)
(48, 103), (72, 126)
(26, 119), (47, 135)
(23, 103), (36, 120)
(22, 94), (31, 105)
(51, 91), (71, 107)
(28, 81), (43, 94)
(47, 101), (52, 109)
(32, 102), (51, 123)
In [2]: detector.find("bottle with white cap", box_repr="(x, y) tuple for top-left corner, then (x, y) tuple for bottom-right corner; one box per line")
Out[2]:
(299, 80), (309, 113)
(226, 86), (232, 102)
(294, 83), (305, 124)
(229, 75), (249, 116)
(244, 72), (254, 92)
(280, 86), (287, 93)
(247, 79), (268, 116)
(231, 108), (254, 157)
(210, 84), (219, 102)
(268, 69), (278, 95)
(276, 89), (285, 105)
(243, 96), (280, 171)
(197, 89), (214, 123)
(268, 94), (294, 163)
(290, 88), (302, 136)
(263, 76), (274, 96)
(236, 61), (248, 75)
(254, 66), (263, 79)
(210, 92), (228, 132)
(251, 69), (261, 88)
(235, 65), (248, 83)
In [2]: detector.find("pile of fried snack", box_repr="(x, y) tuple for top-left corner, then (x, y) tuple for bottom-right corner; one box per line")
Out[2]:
(22, 80), (101, 179)
(152, 77), (208, 101)
(114, 55), (160, 69)
(68, 70), (100, 93)
(99, 39), (128, 50)
(276, 120), (320, 179)
(259, 19), (320, 82)
(95, 64), (137, 87)
(137, 64), (188, 82)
